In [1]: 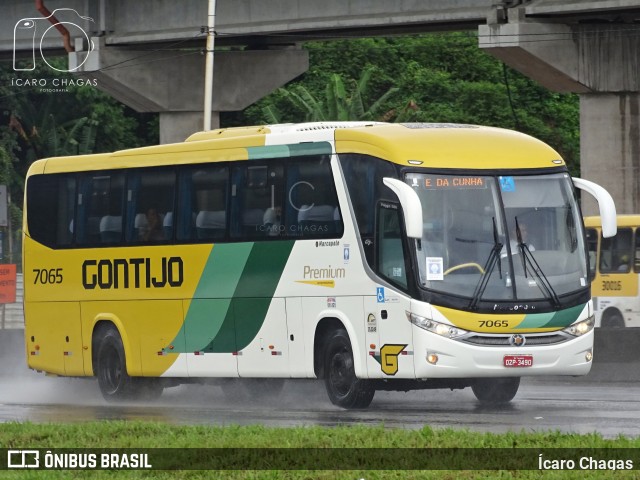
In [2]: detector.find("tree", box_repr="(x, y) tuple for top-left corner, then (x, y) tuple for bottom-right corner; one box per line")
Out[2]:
(0, 58), (160, 252)
(263, 66), (400, 123)
(237, 33), (580, 174)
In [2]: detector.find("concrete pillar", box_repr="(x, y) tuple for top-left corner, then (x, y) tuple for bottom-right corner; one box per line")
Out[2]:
(160, 112), (219, 144)
(580, 94), (640, 215)
(480, 20), (640, 214)
(70, 39), (308, 143)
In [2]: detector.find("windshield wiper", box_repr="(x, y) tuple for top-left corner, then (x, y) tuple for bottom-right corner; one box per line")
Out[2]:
(469, 218), (503, 311)
(515, 217), (561, 309)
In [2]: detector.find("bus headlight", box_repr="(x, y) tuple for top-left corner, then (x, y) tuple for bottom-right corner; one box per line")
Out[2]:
(406, 312), (468, 339)
(562, 316), (595, 337)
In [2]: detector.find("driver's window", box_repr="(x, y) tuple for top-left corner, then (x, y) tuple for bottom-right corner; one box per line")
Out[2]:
(376, 203), (408, 290)
(586, 228), (598, 279)
(600, 228), (632, 273)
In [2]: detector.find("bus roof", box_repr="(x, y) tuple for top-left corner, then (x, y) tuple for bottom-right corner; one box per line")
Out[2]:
(28, 122), (565, 175)
(585, 214), (640, 228)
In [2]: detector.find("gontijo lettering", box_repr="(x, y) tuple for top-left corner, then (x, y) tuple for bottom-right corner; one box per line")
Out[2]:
(82, 257), (183, 289)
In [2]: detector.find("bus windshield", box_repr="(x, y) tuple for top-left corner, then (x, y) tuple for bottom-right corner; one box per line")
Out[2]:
(408, 172), (588, 307)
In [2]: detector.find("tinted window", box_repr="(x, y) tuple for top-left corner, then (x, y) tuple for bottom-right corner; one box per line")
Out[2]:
(231, 163), (283, 240)
(178, 165), (228, 241)
(26, 174), (75, 248)
(126, 169), (175, 243)
(586, 228), (598, 279)
(376, 202), (408, 290)
(600, 228), (632, 273)
(340, 154), (396, 265)
(77, 172), (125, 245)
(286, 156), (342, 239)
(27, 155), (342, 248)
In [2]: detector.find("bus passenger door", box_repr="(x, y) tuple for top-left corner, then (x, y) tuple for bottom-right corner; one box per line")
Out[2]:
(371, 202), (415, 378)
(365, 291), (414, 379)
(363, 296), (381, 378)
(237, 298), (289, 377)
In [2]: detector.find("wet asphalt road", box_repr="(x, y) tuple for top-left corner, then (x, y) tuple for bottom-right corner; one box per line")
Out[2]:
(1, 370), (639, 439)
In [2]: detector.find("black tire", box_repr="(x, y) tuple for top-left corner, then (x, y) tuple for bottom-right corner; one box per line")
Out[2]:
(95, 326), (163, 402)
(472, 377), (520, 405)
(324, 329), (374, 409)
(601, 311), (624, 328)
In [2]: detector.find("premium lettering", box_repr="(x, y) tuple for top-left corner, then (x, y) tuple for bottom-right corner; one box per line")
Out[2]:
(303, 265), (345, 279)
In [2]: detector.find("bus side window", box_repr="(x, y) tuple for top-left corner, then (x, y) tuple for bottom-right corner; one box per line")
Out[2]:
(25, 174), (75, 249)
(586, 228), (598, 279)
(125, 169), (175, 243)
(287, 156), (342, 239)
(232, 163), (283, 240)
(77, 172), (125, 246)
(635, 228), (640, 273)
(600, 228), (632, 273)
(178, 165), (228, 242)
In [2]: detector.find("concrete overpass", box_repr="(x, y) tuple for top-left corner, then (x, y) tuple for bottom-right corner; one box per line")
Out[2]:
(3, 0), (640, 213)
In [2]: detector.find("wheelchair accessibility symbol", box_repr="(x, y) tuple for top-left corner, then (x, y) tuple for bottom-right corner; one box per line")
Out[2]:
(377, 287), (385, 303)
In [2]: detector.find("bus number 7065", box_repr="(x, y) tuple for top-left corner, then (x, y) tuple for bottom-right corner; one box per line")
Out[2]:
(33, 268), (63, 285)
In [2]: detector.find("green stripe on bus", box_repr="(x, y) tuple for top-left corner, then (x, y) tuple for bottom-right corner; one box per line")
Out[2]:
(514, 303), (585, 330)
(288, 142), (332, 156)
(170, 243), (252, 352)
(205, 240), (295, 352)
(247, 142), (332, 160)
(234, 241), (295, 349)
(247, 145), (291, 159)
(540, 303), (585, 328)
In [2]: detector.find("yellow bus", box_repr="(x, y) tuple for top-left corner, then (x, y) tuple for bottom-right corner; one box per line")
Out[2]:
(23, 122), (617, 408)
(585, 215), (640, 328)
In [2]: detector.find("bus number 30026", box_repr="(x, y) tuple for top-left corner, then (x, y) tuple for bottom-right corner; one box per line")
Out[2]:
(33, 268), (63, 285)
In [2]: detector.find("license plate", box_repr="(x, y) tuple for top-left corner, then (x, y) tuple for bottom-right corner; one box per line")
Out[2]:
(503, 354), (533, 367)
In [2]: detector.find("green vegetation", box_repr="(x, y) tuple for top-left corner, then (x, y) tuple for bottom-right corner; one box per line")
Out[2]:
(0, 60), (159, 249)
(1, 422), (639, 479)
(236, 33), (580, 175)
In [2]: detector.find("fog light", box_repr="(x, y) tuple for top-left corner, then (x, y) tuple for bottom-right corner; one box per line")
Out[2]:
(427, 353), (439, 365)
(585, 350), (593, 362)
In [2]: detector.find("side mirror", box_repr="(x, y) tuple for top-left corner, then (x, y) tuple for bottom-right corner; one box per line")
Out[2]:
(383, 177), (423, 239)
(573, 178), (617, 238)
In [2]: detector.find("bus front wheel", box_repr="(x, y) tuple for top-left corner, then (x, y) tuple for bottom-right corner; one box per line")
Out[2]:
(471, 377), (520, 405)
(324, 329), (374, 409)
(95, 326), (163, 402)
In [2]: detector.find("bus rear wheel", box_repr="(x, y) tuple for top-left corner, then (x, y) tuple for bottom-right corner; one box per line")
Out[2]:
(95, 326), (163, 402)
(471, 377), (520, 405)
(324, 329), (374, 409)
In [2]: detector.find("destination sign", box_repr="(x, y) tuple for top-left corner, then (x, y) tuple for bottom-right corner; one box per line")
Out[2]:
(422, 176), (487, 190)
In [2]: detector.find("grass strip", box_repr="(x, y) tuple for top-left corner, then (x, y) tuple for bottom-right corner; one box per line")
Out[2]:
(1, 422), (639, 479)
